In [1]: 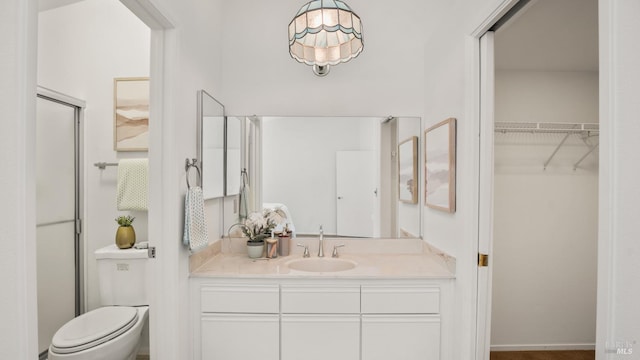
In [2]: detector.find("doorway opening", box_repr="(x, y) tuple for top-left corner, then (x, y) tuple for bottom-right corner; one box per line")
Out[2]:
(477, 0), (599, 359)
(36, 0), (152, 357)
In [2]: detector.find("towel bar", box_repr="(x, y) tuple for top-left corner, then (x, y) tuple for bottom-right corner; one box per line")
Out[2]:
(94, 162), (118, 169)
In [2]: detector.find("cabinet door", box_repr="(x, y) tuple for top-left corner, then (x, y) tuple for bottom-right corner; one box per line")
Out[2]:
(201, 314), (279, 360)
(362, 315), (440, 360)
(281, 314), (360, 360)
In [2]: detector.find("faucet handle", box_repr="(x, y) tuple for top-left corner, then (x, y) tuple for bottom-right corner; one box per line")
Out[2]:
(297, 243), (310, 258)
(332, 244), (345, 258)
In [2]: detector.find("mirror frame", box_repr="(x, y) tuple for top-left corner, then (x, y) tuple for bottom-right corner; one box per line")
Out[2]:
(224, 115), (243, 196)
(197, 90), (225, 199)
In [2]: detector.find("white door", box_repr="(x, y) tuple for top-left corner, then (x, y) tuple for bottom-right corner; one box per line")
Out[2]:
(476, 31), (495, 360)
(336, 151), (375, 237)
(35, 95), (81, 355)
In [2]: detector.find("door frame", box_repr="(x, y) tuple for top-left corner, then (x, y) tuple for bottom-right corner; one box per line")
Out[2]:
(117, 1), (175, 358)
(36, 87), (85, 316)
(468, 1), (610, 358)
(464, 1), (521, 358)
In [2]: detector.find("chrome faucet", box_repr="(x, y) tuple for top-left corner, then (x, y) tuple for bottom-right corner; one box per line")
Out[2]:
(317, 225), (324, 257)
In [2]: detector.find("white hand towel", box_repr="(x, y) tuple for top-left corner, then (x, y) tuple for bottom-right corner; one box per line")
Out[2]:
(116, 158), (148, 211)
(183, 186), (208, 251)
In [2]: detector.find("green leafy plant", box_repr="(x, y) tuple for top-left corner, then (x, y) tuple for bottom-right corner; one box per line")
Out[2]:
(115, 215), (135, 227)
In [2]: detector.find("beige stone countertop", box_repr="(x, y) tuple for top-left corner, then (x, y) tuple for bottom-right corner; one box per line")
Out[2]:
(190, 251), (455, 279)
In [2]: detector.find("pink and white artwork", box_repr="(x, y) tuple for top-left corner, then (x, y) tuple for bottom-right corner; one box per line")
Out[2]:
(114, 77), (149, 151)
(425, 118), (456, 213)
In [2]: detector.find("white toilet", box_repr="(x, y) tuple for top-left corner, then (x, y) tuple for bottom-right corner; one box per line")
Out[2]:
(48, 244), (149, 360)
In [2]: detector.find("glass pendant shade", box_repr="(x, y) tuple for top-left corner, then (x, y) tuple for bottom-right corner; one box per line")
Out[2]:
(288, 0), (364, 76)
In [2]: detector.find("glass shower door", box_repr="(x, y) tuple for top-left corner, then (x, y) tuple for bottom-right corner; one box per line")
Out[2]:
(35, 95), (80, 356)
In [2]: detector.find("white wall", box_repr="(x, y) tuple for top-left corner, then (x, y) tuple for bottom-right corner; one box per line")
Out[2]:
(496, 71), (599, 124)
(422, 2), (502, 358)
(38, 0), (151, 312)
(0, 0), (38, 358)
(597, 0), (640, 356)
(219, 0), (434, 117)
(262, 117), (376, 235)
(491, 70), (598, 348)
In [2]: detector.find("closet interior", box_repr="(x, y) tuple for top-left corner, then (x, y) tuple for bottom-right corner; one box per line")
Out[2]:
(490, 0), (598, 353)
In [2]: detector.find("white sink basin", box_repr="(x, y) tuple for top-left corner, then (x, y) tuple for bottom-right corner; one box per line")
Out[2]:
(287, 258), (357, 272)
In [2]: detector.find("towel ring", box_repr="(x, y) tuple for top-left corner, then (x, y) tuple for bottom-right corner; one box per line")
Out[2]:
(185, 158), (202, 189)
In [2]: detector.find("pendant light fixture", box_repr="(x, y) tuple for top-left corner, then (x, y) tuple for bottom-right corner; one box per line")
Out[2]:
(288, 0), (364, 77)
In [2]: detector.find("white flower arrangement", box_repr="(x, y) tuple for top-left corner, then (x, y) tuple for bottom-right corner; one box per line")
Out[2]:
(232, 208), (287, 243)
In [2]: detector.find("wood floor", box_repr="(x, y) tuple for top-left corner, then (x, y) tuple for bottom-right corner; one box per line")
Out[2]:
(490, 350), (595, 360)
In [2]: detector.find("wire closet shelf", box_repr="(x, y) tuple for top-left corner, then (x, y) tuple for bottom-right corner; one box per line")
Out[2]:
(494, 121), (599, 170)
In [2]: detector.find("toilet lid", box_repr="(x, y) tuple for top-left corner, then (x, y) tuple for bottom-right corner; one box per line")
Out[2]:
(51, 306), (138, 354)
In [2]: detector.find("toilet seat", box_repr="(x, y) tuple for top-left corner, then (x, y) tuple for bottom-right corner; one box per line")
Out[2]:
(50, 306), (139, 355)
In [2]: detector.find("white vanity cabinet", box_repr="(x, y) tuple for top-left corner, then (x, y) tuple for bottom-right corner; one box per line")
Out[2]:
(191, 278), (452, 360)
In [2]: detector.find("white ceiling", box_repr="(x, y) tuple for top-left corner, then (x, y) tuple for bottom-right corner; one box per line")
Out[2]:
(495, 0), (599, 71)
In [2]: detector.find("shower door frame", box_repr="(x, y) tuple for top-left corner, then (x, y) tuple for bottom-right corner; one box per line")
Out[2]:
(36, 86), (85, 333)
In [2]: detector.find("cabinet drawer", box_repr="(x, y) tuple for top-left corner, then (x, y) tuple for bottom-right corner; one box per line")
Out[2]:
(362, 315), (440, 360)
(361, 286), (439, 314)
(282, 315), (360, 360)
(202, 314), (279, 360)
(281, 285), (360, 314)
(201, 284), (279, 313)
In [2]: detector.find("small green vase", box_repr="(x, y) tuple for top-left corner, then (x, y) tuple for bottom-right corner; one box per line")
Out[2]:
(116, 226), (136, 249)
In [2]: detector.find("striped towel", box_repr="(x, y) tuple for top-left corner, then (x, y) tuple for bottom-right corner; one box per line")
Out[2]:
(117, 159), (148, 211)
(183, 186), (208, 251)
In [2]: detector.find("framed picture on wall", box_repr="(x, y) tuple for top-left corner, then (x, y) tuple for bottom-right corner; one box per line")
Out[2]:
(114, 77), (149, 151)
(398, 136), (418, 204)
(425, 117), (456, 213)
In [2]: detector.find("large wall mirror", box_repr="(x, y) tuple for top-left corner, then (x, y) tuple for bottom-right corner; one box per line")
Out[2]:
(197, 90), (225, 199)
(236, 116), (423, 239)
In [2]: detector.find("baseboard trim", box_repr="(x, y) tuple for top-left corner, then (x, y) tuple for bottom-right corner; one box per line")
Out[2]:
(491, 344), (596, 352)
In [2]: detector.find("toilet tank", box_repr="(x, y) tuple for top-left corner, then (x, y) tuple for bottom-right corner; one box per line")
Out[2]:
(95, 244), (149, 306)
